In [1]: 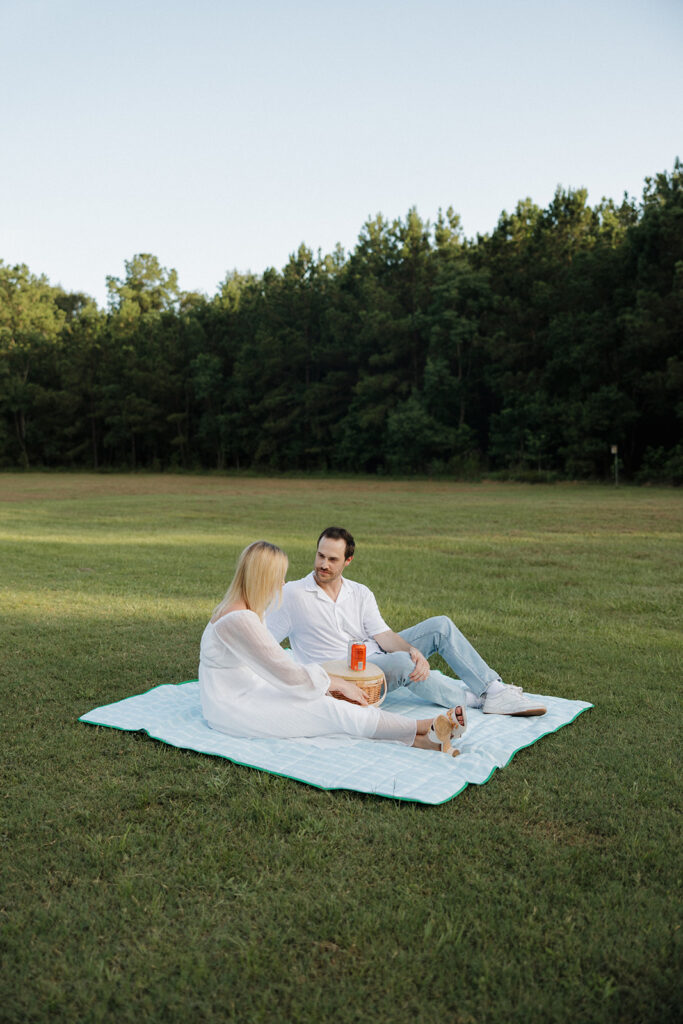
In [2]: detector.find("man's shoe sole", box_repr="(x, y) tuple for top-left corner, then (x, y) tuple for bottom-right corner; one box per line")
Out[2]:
(484, 707), (547, 716)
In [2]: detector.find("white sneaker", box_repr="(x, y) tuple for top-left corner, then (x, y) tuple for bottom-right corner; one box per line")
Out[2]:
(482, 685), (546, 717)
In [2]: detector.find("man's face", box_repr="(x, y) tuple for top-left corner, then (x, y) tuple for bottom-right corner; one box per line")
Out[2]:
(313, 536), (352, 586)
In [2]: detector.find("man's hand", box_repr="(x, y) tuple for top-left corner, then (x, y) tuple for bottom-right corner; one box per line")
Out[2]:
(408, 647), (430, 682)
(373, 630), (432, 682)
(327, 675), (370, 705)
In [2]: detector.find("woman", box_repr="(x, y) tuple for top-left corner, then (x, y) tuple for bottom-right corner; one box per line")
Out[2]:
(199, 541), (466, 754)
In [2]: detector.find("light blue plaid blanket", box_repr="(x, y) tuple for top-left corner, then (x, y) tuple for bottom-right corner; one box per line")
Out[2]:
(80, 682), (592, 805)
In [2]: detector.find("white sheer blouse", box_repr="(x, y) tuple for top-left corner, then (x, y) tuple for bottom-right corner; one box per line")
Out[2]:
(204, 609), (329, 695)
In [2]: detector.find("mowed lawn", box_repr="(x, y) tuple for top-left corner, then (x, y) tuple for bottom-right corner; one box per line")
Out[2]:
(1, 474), (680, 1024)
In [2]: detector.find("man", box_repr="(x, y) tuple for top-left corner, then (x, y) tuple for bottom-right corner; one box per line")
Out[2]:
(266, 526), (546, 716)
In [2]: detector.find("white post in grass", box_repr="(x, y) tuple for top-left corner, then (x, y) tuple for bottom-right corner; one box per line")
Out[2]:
(611, 444), (619, 487)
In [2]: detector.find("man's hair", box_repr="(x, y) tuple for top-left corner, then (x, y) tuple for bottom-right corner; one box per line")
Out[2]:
(317, 526), (355, 561)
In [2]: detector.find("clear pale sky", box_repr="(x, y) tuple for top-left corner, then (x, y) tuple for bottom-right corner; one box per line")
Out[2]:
(2, 0), (681, 308)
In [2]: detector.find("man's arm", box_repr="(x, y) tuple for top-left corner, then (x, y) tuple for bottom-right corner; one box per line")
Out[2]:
(372, 629), (430, 682)
(264, 586), (293, 643)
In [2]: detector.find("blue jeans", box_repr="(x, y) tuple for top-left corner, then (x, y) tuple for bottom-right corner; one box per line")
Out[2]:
(370, 616), (501, 708)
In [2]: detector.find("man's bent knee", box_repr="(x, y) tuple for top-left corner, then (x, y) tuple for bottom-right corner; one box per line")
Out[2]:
(418, 615), (458, 644)
(429, 615), (453, 634)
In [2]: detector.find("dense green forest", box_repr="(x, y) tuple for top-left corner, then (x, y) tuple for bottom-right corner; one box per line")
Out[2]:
(1, 162), (681, 481)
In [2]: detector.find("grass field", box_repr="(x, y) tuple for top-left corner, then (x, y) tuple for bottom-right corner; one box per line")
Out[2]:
(1, 474), (681, 1023)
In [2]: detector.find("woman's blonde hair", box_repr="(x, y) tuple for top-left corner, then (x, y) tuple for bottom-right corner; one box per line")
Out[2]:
(212, 541), (288, 620)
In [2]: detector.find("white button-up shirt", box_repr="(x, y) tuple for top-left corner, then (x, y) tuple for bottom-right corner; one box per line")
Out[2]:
(265, 572), (390, 663)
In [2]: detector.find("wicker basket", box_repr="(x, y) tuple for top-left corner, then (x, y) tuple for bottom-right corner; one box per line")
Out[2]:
(322, 659), (387, 707)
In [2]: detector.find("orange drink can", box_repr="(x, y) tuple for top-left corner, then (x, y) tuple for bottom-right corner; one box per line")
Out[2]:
(349, 642), (367, 671)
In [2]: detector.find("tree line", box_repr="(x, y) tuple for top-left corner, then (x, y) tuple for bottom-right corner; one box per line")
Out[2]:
(1, 161), (681, 482)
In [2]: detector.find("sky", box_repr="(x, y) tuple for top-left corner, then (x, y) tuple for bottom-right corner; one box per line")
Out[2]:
(1, 0), (682, 308)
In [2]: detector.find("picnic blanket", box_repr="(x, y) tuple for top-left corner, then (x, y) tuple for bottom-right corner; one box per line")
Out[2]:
(79, 682), (592, 804)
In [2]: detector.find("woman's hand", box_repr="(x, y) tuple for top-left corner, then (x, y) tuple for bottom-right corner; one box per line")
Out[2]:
(327, 675), (370, 706)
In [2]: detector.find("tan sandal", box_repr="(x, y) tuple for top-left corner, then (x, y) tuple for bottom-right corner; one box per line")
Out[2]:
(445, 704), (467, 741)
(428, 705), (467, 756)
